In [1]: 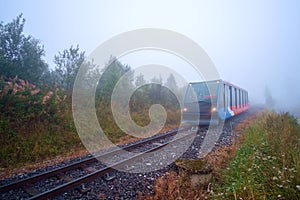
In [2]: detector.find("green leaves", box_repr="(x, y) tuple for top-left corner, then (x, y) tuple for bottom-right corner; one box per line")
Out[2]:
(54, 45), (85, 92)
(0, 14), (48, 84)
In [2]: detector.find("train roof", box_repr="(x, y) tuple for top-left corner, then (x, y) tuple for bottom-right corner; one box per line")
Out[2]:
(189, 79), (247, 91)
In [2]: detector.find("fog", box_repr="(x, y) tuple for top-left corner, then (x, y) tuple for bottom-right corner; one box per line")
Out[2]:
(1, 0), (300, 110)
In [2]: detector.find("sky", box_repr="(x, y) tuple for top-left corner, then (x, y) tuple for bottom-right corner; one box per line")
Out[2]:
(0, 0), (300, 107)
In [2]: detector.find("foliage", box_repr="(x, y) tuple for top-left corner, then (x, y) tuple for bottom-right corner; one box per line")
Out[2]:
(0, 14), (49, 84)
(0, 76), (83, 168)
(0, 14), (184, 170)
(53, 45), (85, 92)
(94, 57), (182, 143)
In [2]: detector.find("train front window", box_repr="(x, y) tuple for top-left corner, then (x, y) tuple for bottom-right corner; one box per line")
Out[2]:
(185, 81), (219, 103)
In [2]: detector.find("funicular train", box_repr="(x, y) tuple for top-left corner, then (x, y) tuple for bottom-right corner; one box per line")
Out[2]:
(182, 79), (249, 125)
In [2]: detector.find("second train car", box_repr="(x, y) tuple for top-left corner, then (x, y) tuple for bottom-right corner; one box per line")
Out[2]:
(182, 79), (249, 125)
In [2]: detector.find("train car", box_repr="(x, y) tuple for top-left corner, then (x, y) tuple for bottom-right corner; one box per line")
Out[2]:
(182, 79), (249, 125)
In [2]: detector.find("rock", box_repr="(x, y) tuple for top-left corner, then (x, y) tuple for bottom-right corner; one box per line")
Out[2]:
(175, 158), (213, 188)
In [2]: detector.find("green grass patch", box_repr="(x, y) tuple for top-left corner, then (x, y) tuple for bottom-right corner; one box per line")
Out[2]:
(212, 111), (300, 199)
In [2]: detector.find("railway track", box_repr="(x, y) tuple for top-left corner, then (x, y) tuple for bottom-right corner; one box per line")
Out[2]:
(0, 108), (257, 199)
(0, 128), (191, 199)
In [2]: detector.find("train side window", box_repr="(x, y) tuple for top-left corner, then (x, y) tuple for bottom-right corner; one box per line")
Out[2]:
(235, 88), (237, 108)
(240, 90), (242, 108)
(244, 91), (246, 106)
(240, 90), (242, 107)
(242, 91), (244, 107)
(218, 83), (224, 111)
(237, 89), (240, 108)
(243, 91), (246, 107)
(223, 84), (226, 111)
(230, 86), (234, 108)
(243, 91), (245, 107)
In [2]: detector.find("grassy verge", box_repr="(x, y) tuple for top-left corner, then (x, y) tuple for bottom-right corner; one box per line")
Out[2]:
(212, 111), (300, 199)
(0, 100), (180, 174)
(0, 107), (84, 171)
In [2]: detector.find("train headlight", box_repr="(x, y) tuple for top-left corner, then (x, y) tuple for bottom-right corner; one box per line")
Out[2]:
(183, 107), (188, 112)
(211, 107), (217, 112)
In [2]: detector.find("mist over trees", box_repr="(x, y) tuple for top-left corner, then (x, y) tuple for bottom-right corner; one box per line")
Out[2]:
(0, 15), (184, 104)
(0, 14), (184, 128)
(0, 14), (183, 122)
(0, 14), (184, 167)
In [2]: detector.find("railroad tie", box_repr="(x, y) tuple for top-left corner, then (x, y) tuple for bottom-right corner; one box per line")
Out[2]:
(56, 173), (73, 182)
(22, 183), (40, 196)
(83, 166), (97, 173)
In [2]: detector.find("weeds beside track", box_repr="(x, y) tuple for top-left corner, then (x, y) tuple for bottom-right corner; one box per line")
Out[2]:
(213, 111), (300, 199)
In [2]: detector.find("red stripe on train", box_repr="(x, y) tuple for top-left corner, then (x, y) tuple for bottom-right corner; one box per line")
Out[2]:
(230, 104), (249, 115)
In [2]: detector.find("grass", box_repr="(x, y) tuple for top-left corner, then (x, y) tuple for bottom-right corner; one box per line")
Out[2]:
(212, 111), (300, 199)
(0, 99), (181, 173)
(0, 108), (84, 170)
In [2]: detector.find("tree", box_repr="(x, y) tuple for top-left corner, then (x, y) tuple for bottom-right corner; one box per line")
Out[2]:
(0, 14), (48, 84)
(264, 85), (274, 108)
(54, 45), (85, 91)
(97, 56), (133, 102)
(165, 73), (178, 94)
(135, 73), (146, 87)
(149, 76), (163, 102)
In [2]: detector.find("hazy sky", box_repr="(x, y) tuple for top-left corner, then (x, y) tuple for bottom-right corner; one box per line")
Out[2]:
(1, 0), (299, 106)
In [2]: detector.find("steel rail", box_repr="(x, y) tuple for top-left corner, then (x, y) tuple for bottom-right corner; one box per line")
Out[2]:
(0, 129), (179, 194)
(28, 131), (195, 199)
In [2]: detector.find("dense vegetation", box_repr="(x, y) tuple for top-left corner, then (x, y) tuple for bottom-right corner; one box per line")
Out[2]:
(0, 15), (182, 169)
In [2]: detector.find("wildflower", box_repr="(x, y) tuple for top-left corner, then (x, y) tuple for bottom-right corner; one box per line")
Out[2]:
(243, 186), (246, 190)
(289, 168), (295, 172)
(296, 185), (300, 190)
(278, 194), (281, 198)
(248, 168), (252, 172)
(272, 176), (278, 180)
